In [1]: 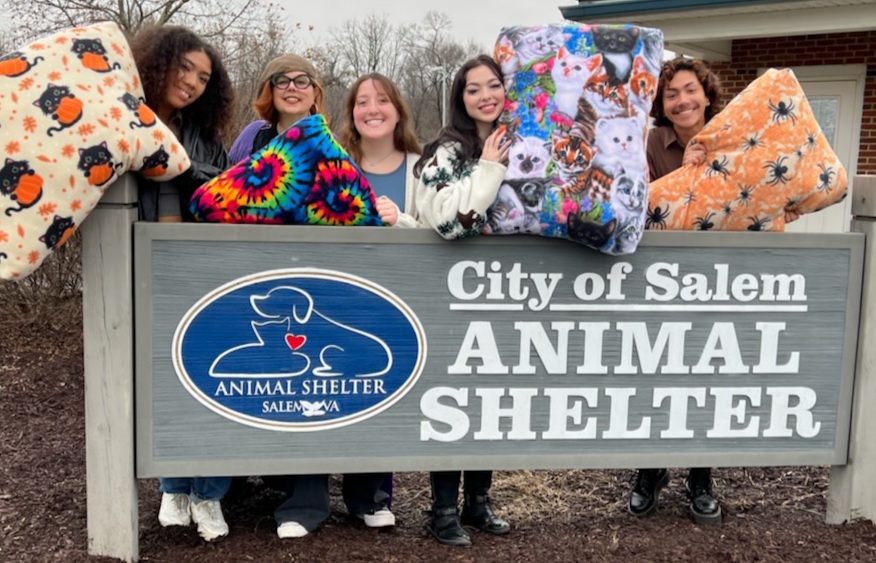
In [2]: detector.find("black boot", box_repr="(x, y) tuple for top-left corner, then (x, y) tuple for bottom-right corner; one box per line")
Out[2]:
(462, 493), (510, 535)
(628, 468), (670, 517)
(427, 507), (471, 546)
(686, 468), (721, 525)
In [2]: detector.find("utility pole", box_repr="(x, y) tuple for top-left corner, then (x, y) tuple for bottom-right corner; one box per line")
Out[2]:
(430, 65), (450, 126)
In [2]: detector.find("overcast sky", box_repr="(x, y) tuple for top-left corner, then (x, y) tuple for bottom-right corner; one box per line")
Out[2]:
(281, 0), (574, 52)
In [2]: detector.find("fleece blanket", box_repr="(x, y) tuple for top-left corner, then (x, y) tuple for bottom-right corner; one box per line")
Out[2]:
(485, 23), (663, 255)
(647, 68), (848, 231)
(190, 114), (383, 226)
(0, 22), (190, 281)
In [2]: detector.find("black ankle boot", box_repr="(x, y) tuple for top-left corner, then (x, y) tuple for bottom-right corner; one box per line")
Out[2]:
(427, 507), (471, 546)
(686, 468), (722, 525)
(628, 468), (670, 517)
(461, 494), (510, 535)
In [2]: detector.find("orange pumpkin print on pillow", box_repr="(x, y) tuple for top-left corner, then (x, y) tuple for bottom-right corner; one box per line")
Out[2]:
(648, 68), (847, 231)
(0, 22), (191, 281)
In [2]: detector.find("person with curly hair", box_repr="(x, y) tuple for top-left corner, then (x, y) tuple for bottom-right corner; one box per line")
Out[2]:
(633, 57), (724, 526)
(129, 24), (234, 541)
(646, 57), (724, 182)
(130, 24), (234, 224)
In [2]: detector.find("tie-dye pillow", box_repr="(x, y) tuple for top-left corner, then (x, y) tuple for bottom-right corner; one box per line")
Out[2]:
(647, 68), (847, 231)
(485, 23), (663, 255)
(0, 22), (191, 281)
(189, 114), (382, 226)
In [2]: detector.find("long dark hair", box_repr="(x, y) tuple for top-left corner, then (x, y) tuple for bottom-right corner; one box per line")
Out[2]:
(652, 57), (723, 128)
(130, 25), (234, 141)
(414, 55), (503, 178)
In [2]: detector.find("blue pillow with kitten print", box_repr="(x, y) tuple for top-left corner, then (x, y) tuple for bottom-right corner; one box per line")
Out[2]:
(486, 23), (662, 255)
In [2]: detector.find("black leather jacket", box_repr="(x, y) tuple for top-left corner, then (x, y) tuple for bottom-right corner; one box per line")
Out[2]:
(137, 116), (229, 222)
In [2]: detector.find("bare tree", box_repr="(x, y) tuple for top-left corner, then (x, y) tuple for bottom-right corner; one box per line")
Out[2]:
(304, 44), (351, 124)
(327, 13), (413, 83)
(0, 0), (269, 41)
(401, 11), (483, 141)
(304, 11), (482, 141)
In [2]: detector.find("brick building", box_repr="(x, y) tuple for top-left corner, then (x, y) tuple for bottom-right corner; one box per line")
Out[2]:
(561, 0), (876, 233)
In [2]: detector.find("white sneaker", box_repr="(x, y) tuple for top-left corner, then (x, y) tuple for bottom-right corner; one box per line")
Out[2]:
(277, 521), (309, 538)
(190, 498), (229, 541)
(358, 507), (396, 528)
(158, 493), (191, 527)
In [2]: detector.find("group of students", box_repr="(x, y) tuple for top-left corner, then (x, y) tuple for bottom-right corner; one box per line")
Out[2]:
(130, 24), (727, 546)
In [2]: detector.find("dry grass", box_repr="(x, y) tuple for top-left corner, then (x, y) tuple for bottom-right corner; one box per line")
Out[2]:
(0, 231), (82, 331)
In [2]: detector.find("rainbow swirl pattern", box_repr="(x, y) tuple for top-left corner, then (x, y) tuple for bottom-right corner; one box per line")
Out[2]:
(190, 114), (382, 226)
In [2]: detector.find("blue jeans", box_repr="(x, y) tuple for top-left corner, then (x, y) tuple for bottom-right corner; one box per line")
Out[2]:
(159, 477), (231, 501)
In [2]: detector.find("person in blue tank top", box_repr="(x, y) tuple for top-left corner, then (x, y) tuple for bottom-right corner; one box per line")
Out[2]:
(339, 73), (422, 227)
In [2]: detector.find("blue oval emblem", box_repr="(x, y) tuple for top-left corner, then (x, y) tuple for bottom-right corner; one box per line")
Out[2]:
(172, 268), (426, 431)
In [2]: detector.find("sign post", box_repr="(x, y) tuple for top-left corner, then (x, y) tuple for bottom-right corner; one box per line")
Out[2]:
(828, 175), (876, 523)
(81, 175), (138, 562)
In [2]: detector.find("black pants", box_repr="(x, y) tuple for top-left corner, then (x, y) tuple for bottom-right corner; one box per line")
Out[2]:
(430, 470), (492, 511)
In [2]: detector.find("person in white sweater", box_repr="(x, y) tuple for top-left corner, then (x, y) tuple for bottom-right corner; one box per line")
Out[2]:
(414, 55), (511, 242)
(413, 55), (511, 547)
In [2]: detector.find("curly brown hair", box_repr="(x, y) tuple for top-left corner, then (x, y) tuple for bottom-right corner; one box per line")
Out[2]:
(652, 57), (723, 128)
(129, 25), (234, 142)
(338, 73), (421, 164)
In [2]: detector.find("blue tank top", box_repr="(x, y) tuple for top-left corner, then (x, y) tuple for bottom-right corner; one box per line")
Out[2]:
(363, 160), (406, 213)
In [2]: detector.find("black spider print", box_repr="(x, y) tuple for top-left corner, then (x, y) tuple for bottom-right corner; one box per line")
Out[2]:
(817, 164), (835, 192)
(747, 215), (771, 231)
(705, 155), (730, 180)
(763, 155), (791, 186)
(693, 212), (716, 231)
(646, 205), (670, 230)
(769, 98), (797, 125)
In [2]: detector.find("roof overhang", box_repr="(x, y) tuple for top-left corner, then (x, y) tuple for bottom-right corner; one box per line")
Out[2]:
(559, 0), (876, 61)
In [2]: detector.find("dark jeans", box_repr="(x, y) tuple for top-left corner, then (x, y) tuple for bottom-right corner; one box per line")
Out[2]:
(274, 472), (390, 532)
(430, 470), (492, 511)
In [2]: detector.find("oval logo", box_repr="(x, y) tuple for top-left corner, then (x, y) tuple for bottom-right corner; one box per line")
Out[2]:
(172, 268), (426, 431)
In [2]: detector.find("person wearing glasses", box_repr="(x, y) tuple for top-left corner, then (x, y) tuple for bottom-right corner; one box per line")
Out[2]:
(228, 54), (394, 539)
(228, 53), (325, 163)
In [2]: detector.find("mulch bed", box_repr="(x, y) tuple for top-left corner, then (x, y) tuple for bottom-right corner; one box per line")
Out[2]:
(3, 319), (876, 562)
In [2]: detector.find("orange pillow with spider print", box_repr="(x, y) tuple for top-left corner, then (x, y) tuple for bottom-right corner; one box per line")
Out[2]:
(0, 21), (190, 281)
(647, 68), (847, 231)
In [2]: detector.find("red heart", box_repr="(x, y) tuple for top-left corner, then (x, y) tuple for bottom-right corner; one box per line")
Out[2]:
(285, 334), (306, 351)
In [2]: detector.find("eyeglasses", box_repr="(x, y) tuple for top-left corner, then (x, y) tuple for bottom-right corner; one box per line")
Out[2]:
(270, 73), (314, 90)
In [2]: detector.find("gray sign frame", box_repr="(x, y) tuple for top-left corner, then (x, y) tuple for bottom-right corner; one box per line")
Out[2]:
(134, 224), (863, 478)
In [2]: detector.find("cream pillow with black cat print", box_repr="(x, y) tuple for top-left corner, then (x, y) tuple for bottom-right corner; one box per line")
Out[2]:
(0, 21), (190, 281)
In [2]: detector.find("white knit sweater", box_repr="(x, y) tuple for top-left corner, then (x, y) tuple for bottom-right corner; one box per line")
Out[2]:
(414, 142), (507, 240)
